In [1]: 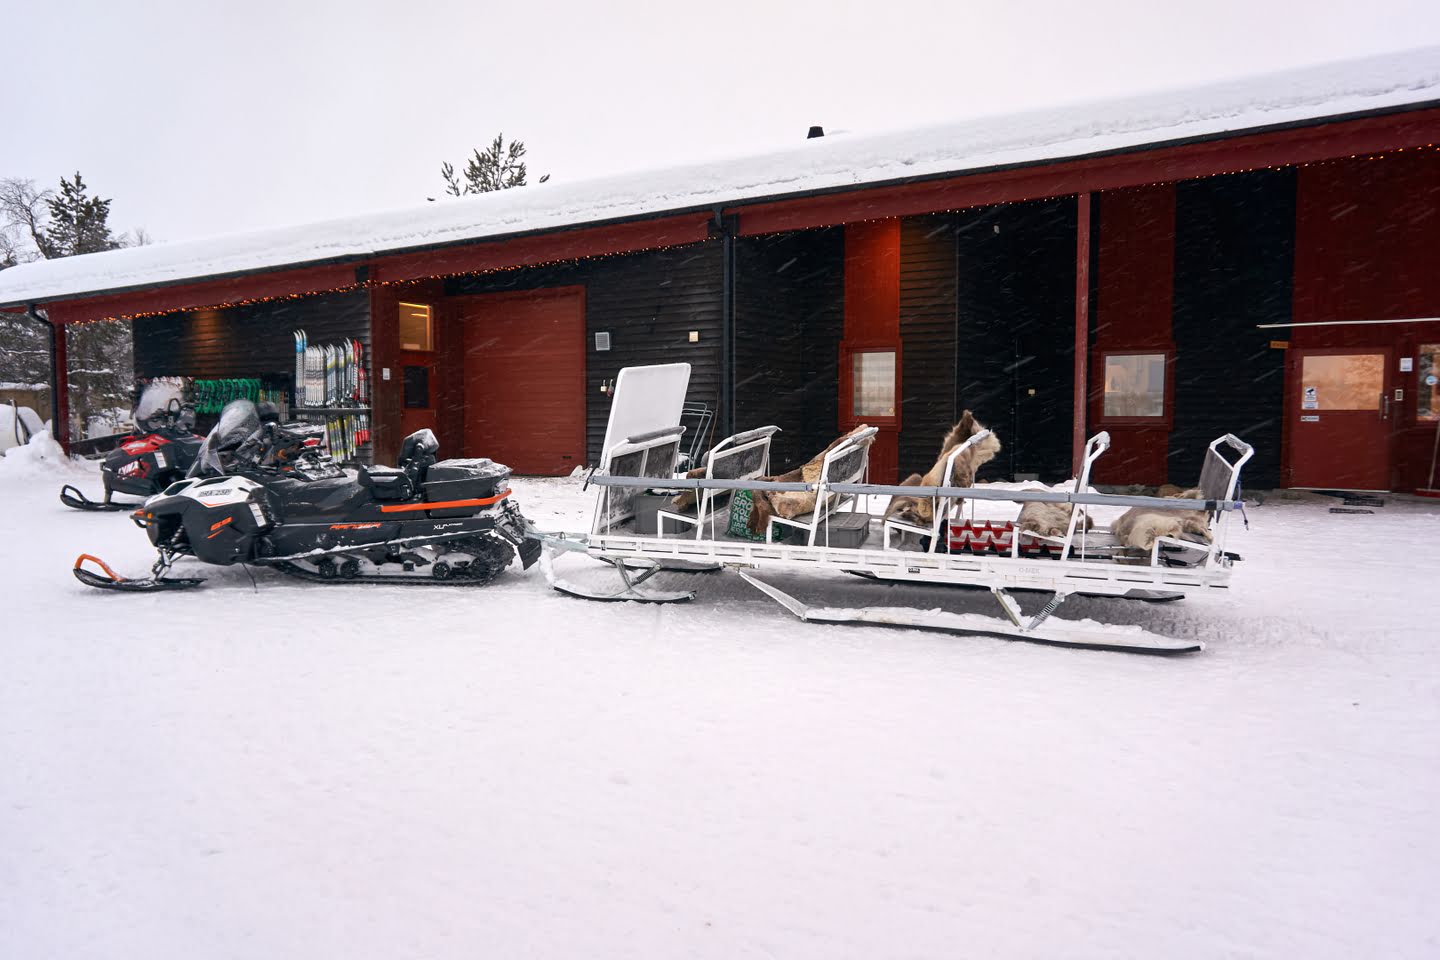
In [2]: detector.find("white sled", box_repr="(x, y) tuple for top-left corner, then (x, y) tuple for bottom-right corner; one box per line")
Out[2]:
(543, 364), (1252, 655)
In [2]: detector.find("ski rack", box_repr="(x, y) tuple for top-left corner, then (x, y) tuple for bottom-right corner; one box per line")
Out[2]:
(544, 426), (1254, 655)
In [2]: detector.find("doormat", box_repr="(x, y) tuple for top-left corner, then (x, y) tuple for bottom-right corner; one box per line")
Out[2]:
(1342, 494), (1385, 508)
(1329, 507), (1374, 514)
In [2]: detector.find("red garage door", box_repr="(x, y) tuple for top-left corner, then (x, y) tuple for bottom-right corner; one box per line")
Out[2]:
(460, 288), (586, 475)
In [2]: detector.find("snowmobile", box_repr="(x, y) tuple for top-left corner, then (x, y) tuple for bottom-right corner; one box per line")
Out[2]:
(73, 399), (541, 591)
(60, 382), (205, 512)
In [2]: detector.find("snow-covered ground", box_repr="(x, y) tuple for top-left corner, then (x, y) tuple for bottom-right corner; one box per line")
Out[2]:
(2, 448), (1438, 959)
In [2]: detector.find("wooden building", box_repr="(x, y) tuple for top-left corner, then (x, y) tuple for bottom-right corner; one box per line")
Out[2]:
(3, 50), (1439, 491)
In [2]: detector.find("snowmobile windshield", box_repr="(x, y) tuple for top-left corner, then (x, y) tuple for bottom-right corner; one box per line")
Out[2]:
(189, 399), (261, 477)
(133, 382), (185, 431)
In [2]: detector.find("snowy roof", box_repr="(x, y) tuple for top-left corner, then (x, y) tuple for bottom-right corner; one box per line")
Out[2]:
(2, 46), (1438, 308)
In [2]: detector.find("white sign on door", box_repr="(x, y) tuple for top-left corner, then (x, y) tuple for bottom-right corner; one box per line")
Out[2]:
(1302, 385), (1318, 410)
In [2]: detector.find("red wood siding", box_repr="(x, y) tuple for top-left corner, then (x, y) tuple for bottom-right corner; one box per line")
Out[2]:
(368, 280), (445, 464)
(842, 220), (902, 482)
(458, 287), (586, 475)
(1089, 185), (1177, 485)
(1290, 151), (1440, 490)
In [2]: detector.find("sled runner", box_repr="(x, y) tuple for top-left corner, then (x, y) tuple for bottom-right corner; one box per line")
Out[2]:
(544, 363), (1253, 655)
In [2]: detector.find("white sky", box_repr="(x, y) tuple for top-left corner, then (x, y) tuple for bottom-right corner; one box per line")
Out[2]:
(5, 0), (1439, 245)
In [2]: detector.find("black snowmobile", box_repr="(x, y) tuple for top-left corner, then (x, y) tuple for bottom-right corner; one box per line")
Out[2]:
(60, 383), (205, 512)
(74, 399), (541, 591)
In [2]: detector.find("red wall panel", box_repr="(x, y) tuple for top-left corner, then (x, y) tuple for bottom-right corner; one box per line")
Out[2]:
(1089, 185), (1176, 486)
(842, 220), (902, 482)
(1291, 152), (1440, 490)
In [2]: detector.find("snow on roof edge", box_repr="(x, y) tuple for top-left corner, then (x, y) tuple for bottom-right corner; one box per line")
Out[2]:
(2, 45), (1438, 309)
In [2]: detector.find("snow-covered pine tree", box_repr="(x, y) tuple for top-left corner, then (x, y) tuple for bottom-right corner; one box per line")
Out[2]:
(36, 173), (121, 258)
(440, 134), (550, 196)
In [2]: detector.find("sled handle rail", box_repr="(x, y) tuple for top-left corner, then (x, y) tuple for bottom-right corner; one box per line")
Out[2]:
(590, 473), (1241, 512)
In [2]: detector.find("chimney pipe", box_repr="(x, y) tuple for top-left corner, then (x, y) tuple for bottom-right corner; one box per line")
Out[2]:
(807, 126), (825, 139)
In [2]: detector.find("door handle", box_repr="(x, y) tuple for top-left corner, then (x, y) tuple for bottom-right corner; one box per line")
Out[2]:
(1382, 392), (1390, 420)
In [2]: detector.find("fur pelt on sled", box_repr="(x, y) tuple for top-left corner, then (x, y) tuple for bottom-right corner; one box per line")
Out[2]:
(882, 411), (1001, 530)
(1111, 487), (1211, 549)
(744, 424), (875, 535)
(1016, 499), (1093, 538)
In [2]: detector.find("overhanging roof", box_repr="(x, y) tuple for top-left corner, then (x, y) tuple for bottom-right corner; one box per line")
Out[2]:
(2, 45), (1438, 309)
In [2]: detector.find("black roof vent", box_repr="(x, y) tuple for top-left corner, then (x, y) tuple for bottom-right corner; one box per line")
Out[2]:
(807, 125), (825, 139)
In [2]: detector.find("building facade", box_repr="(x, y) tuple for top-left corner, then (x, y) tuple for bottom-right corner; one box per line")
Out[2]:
(4, 53), (1439, 491)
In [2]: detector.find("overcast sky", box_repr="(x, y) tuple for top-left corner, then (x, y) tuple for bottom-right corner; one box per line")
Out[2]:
(5, 0), (1439, 246)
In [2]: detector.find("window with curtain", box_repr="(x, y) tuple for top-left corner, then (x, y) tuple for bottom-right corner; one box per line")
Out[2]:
(1102, 353), (1167, 418)
(852, 350), (896, 418)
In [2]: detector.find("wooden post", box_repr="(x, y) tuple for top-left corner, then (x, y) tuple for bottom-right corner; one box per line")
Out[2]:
(50, 311), (70, 450)
(1073, 193), (1091, 476)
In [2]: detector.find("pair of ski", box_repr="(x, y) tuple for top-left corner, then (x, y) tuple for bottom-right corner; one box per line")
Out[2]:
(293, 332), (368, 409)
(322, 414), (372, 464)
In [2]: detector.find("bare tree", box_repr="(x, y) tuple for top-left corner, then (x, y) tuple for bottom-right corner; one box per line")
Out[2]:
(0, 178), (52, 263)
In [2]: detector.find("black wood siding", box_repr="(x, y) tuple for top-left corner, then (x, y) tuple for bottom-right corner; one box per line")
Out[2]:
(1171, 170), (1294, 488)
(899, 215), (959, 476)
(445, 241), (723, 464)
(733, 228), (844, 470)
(132, 289), (373, 461)
(951, 198), (1077, 482)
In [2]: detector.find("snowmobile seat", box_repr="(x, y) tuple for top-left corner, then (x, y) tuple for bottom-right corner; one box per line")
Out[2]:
(398, 428), (440, 486)
(359, 465), (414, 501)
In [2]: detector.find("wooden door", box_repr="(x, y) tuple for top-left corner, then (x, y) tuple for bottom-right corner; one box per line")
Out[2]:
(1288, 348), (1392, 490)
(460, 288), (585, 475)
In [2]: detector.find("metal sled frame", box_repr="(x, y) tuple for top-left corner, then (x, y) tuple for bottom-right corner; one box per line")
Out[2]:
(547, 420), (1254, 653)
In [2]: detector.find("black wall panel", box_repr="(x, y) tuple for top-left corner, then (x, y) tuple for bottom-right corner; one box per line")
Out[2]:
(132, 289), (372, 460)
(951, 198), (1077, 482)
(1171, 170), (1294, 488)
(899, 215), (959, 476)
(733, 227), (844, 470)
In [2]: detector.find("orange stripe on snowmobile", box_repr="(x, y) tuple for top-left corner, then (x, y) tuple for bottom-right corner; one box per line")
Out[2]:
(74, 554), (125, 582)
(207, 516), (234, 538)
(378, 489), (512, 513)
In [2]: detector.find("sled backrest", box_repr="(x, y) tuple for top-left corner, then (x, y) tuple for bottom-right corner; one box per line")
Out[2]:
(1198, 434), (1254, 521)
(600, 363), (691, 464)
(593, 426), (686, 534)
(815, 426), (878, 517)
(1061, 431), (1111, 548)
(705, 425), (778, 483)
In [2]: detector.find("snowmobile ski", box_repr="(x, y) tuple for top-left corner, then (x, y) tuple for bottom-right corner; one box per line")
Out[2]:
(72, 553), (206, 591)
(60, 484), (134, 512)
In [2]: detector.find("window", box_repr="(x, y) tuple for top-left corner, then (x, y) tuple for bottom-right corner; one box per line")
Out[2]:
(1299, 353), (1384, 411)
(1102, 353), (1167, 418)
(1420, 344), (1440, 421)
(852, 350), (897, 418)
(399, 302), (433, 352)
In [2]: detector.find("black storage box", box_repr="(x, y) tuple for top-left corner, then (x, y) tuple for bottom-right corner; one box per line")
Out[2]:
(819, 512), (872, 548)
(424, 458), (511, 518)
